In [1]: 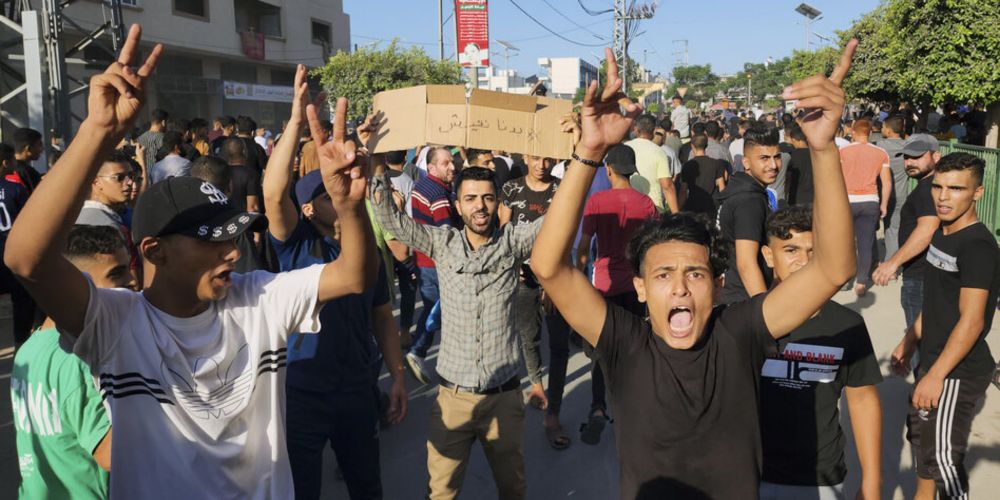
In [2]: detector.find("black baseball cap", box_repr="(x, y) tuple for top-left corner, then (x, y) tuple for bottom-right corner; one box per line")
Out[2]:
(604, 144), (637, 177)
(131, 176), (267, 244)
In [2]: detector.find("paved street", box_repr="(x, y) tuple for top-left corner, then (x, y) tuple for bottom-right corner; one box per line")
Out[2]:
(2, 278), (999, 499)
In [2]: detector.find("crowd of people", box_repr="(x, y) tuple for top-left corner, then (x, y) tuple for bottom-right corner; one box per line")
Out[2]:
(1, 25), (998, 500)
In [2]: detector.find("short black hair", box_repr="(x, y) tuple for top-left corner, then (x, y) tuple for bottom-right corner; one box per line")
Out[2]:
(628, 212), (730, 278)
(455, 166), (496, 195)
(64, 225), (125, 262)
(13, 127), (42, 151)
(785, 122), (806, 142)
(386, 150), (407, 165)
(221, 137), (247, 164)
(766, 204), (813, 241)
(151, 108), (169, 123)
(936, 152), (985, 186)
(190, 118), (209, 131)
(690, 134), (708, 151)
(189, 156), (232, 193)
(658, 118), (672, 131)
(635, 114), (657, 134)
(0, 143), (15, 164)
(160, 131), (184, 156)
(106, 149), (134, 167)
(883, 115), (904, 136)
(236, 116), (256, 134)
(691, 122), (706, 137)
(743, 123), (779, 149)
(704, 120), (721, 139)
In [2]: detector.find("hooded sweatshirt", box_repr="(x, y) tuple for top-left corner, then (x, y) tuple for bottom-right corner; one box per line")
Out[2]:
(714, 171), (773, 304)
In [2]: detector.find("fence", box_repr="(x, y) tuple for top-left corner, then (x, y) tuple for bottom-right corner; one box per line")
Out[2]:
(937, 140), (1000, 240)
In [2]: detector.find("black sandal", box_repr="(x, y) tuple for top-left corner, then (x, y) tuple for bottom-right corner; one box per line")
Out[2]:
(580, 410), (611, 445)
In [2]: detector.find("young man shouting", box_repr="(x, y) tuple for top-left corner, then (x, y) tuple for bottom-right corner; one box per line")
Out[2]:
(759, 205), (883, 499)
(530, 43), (858, 499)
(3, 25), (377, 499)
(892, 153), (999, 500)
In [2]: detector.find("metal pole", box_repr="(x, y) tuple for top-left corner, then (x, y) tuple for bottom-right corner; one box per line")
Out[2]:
(804, 18), (810, 50)
(438, 0), (444, 61)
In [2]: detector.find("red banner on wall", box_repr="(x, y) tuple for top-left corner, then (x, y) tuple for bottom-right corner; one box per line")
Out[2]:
(455, 0), (489, 68)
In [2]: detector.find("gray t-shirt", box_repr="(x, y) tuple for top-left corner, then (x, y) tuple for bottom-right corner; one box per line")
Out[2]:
(671, 106), (694, 138)
(150, 155), (192, 185)
(387, 168), (415, 217)
(136, 130), (163, 171)
(878, 137), (908, 215)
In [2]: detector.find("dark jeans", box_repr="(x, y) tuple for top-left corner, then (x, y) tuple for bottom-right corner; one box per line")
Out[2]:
(545, 310), (571, 417)
(901, 275), (923, 328)
(286, 385), (383, 500)
(411, 266), (439, 358)
(393, 259), (417, 335)
(0, 266), (36, 346)
(850, 202), (881, 286)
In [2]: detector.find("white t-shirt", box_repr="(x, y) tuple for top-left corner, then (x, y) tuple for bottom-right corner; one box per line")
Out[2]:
(68, 265), (325, 499)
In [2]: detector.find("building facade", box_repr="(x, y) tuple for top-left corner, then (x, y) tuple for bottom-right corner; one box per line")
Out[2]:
(34, 0), (349, 133)
(537, 57), (598, 100)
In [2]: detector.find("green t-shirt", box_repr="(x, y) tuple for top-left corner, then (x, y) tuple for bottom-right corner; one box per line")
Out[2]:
(11, 328), (110, 500)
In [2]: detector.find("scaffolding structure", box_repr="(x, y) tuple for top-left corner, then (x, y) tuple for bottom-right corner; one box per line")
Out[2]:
(0, 0), (125, 152)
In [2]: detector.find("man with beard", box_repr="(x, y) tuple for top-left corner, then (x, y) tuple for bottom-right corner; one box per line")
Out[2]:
(370, 158), (543, 499)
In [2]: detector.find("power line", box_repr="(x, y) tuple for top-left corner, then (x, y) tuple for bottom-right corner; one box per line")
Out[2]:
(508, 18), (609, 43)
(540, 0), (607, 40)
(508, 0), (608, 47)
(578, 0), (615, 16)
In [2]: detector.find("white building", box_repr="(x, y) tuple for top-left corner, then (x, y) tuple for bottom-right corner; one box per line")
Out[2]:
(537, 57), (599, 100)
(8, 0), (350, 132)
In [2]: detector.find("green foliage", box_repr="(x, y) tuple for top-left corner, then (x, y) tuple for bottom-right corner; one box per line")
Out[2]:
(572, 87), (587, 104)
(312, 41), (463, 119)
(685, 100), (698, 110)
(646, 102), (661, 114)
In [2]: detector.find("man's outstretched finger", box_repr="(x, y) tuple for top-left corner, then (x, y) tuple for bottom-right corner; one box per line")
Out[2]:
(116, 24), (142, 67)
(829, 39), (858, 85)
(136, 43), (164, 80)
(306, 104), (326, 147)
(581, 79), (599, 109)
(331, 97), (348, 143)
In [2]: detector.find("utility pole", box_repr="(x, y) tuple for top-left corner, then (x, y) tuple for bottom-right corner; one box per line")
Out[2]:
(613, 0), (657, 93)
(496, 40), (519, 92)
(672, 39), (688, 67)
(438, 0), (444, 60)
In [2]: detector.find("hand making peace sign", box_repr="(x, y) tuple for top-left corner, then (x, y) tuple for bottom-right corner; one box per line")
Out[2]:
(576, 48), (643, 160)
(86, 24), (163, 141)
(308, 97), (368, 206)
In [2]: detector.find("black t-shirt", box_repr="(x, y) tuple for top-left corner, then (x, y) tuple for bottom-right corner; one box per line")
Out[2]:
(716, 173), (772, 304)
(596, 294), (772, 499)
(759, 301), (883, 486)
(897, 176), (936, 278)
(921, 223), (1000, 379)
(680, 156), (726, 216)
(228, 164), (262, 213)
(500, 176), (558, 226)
(786, 148), (814, 206)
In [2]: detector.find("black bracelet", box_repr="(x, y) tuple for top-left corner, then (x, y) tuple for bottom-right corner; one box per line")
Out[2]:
(571, 151), (602, 168)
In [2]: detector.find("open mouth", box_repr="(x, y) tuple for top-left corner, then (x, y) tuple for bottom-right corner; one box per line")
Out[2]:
(472, 213), (489, 225)
(936, 205), (952, 215)
(667, 306), (694, 336)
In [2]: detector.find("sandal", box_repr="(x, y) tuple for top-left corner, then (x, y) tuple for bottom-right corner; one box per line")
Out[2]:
(545, 423), (571, 450)
(580, 410), (611, 445)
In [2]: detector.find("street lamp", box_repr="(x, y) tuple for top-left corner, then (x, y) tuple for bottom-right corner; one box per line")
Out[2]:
(495, 40), (520, 92)
(794, 3), (823, 51)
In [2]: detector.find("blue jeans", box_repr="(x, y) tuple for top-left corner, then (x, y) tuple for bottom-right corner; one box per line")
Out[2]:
(286, 385), (382, 500)
(412, 266), (440, 358)
(394, 259), (418, 335)
(901, 275), (923, 328)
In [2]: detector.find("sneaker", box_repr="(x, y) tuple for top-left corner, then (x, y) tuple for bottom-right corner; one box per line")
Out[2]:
(405, 352), (434, 385)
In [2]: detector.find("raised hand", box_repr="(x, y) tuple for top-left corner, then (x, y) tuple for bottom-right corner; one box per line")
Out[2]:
(576, 48), (642, 159)
(86, 24), (163, 140)
(782, 39), (857, 150)
(309, 97), (367, 205)
(290, 65), (325, 125)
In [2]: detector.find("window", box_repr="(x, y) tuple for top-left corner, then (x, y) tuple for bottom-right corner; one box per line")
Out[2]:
(311, 20), (331, 46)
(234, 0), (282, 38)
(174, 0), (208, 20)
(120, 0), (139, 7)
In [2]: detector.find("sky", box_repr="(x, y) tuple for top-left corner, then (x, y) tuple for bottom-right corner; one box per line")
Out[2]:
(343, 0), (881, 78)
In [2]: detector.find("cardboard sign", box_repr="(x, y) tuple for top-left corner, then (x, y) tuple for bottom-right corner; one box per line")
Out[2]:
(370, 85), (574, 159)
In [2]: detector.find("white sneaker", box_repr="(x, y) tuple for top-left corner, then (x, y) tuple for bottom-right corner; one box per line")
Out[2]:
(405, 352), (434, 385)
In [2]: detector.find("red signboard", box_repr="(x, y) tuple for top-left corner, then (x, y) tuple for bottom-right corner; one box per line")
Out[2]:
(455, 0), (489, 68)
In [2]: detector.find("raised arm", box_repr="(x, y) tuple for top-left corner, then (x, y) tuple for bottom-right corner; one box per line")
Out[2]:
(263, 65), (321, 241)
(311, 97), (377, 303)
(530, 48), (641, 347)
(3, 25), (161, 336)
(762, 40), (858, 338)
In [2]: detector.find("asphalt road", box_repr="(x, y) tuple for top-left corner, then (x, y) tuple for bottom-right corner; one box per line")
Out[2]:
(1, 279), (998, 500)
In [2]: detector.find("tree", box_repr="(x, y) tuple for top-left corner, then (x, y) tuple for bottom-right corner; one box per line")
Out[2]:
(312, 41), (463, 119)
